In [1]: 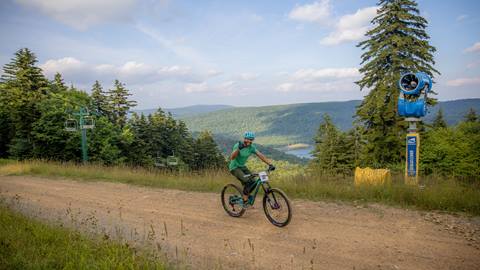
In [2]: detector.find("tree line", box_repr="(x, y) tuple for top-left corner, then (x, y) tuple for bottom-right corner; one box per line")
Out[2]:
(0, 48), (225, 170)
(311, 110), (480, 178)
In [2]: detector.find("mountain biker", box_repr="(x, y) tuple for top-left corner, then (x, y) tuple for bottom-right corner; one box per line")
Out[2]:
(229, 131), (275, 204)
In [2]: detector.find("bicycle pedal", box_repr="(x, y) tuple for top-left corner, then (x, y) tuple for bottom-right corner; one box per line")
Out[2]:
(242, 201), (252, 209)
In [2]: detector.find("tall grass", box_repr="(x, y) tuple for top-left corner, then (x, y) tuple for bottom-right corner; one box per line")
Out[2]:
(276, 174), (480, 214)
(1, 159), (479, 215)
(0, 202), (167, 269)
(0, 159), (230, 193)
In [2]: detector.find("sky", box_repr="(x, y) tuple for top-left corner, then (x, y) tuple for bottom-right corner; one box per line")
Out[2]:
(0, 0), (479, 109)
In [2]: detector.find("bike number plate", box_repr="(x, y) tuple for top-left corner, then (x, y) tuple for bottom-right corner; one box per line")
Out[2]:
(259, 172), (269, 182)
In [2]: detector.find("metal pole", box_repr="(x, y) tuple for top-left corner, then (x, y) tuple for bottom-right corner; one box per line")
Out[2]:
(405, 117), (420, 185)
(80, 108), (88, 163)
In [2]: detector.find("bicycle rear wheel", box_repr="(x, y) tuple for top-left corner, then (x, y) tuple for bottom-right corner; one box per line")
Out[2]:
(263, 188), (292, 227)
(221, 184), (246, 217)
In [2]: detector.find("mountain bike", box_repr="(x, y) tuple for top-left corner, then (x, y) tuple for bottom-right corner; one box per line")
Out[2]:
(221, 167), (292, 227)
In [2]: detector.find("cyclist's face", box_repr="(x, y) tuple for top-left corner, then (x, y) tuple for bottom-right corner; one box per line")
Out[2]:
(244, 138), (253, 146)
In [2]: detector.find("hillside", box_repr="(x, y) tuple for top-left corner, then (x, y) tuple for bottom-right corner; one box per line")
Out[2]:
(212, 133), (308, 164)
(180, 99), (480, 147)
(190, 131), (307, 164)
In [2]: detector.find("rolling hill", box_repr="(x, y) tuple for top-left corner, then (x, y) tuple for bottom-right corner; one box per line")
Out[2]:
(179, 99), (480, 147)
(208, 133), (308, 164)
(424, 99), (480, 125)
(134, 104), (233, 118)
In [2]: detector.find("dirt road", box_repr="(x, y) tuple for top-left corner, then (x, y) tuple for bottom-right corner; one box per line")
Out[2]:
(1, 176), (479, 269)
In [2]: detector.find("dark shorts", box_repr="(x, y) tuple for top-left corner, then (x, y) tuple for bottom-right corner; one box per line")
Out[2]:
(230, 167), (257, 195)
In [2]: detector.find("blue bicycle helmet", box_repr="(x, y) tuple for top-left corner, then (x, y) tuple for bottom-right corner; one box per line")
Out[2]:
(244, 131), (255, 140)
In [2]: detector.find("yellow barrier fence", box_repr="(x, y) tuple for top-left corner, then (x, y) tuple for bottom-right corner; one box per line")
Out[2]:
(354, 167), (391, 186)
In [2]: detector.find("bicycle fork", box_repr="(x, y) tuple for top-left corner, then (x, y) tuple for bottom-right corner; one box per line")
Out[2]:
(262, 183), (281, 210)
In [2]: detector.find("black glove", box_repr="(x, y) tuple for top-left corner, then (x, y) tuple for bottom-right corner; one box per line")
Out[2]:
(268, 164), (276, 171)
(238, 141), (245, 150)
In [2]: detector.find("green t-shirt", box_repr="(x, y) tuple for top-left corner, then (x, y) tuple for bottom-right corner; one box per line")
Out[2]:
(228, 142), (257, 171)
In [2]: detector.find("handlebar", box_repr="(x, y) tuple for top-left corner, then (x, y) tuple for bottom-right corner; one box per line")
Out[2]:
(245, 166), (275, 178)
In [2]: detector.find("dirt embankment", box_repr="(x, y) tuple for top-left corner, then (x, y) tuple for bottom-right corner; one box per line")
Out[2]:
(1, 176), (479, 270)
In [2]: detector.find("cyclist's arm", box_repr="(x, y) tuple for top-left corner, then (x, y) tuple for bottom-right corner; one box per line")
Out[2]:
(230, 148), (240, 160)
(256, 151), (272, 165)
(230, 143), (240, 160)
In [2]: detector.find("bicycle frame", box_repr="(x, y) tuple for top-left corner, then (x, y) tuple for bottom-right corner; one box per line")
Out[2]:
(246, 176), (272, 205)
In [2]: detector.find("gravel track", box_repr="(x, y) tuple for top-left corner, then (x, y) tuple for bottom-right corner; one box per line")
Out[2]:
(1, 175), (479, 269)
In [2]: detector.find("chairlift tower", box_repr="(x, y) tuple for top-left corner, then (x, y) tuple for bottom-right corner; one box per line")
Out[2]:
(65, 107), (95, 163)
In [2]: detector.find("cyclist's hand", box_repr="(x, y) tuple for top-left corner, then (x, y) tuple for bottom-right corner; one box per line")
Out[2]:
(268, 164), (276, 171)
(238, 141), (245, 150)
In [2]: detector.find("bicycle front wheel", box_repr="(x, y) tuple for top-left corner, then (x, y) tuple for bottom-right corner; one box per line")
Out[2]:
(263, 188), (292, 227)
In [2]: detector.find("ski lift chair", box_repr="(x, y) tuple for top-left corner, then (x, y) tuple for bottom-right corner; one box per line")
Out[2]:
(154, 152), (166, 167)
(64, 119), (78, 132)
(155, 157), (166, 167)
(82, 116), (95, 129)
(166, 155), (179, 166)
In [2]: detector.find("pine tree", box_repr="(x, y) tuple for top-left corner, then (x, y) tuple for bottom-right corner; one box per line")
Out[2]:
(91, 80), (109, 117)
(87, 116), (123, 165)
(356, 0), (439, 166)
(464, 108), (478, 123)
(51, 72), (68, 93)
(174, 120), (195, 168)
(107, 80), (137, 128)
(311, 114), (344, 173)
(1, 48), (49, 158)
(1, 48), (48, 91)
(125, 113), (153, 166)
(432, 108), (447, 128)
(0, 82), (13, 157)
(193, 130), (226, 170)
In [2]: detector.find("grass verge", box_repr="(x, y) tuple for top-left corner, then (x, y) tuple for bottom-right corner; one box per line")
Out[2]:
(0, 202), (167, 269)
(0, 159), (479, 215)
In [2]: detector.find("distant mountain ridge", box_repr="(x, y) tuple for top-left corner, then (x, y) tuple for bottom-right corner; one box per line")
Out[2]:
(134, 104), (234, 118)
(177, 99), (480, 147)
(424, 99), (480, 125)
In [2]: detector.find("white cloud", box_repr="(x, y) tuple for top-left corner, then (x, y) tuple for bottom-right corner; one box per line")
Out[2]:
(291, 68), (360, 81)
(42, 57), (87, 74)
(207, 69), (223, 77)
(237, 73), (259, 80)
(40, 57), (204, 85)
(464, 42), (480, 53)
(276, 67), (360, 93)
(320, 6), (377, 45)
(94, 64), (116, 74)
(288, 0), (331, 25)
(157, 65), (193, 77)
(221, 80), (236, 88)
(277, 83), (294, 92)
(119, 61), (156, 79)
(184, 82), (208, 93)
(467, 60), (480, 69)
(456, 14), (468, 22)
(446, 77), (480, 87)
(15, 0), (136, 30)
(276, 80), (357, 93)
(183, 80), (240, 95)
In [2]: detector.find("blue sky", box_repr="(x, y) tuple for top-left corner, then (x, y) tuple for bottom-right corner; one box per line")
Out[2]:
(1, 0), (479, 109)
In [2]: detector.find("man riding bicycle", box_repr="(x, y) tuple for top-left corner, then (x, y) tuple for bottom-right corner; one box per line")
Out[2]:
(229, 131), (275, 204)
